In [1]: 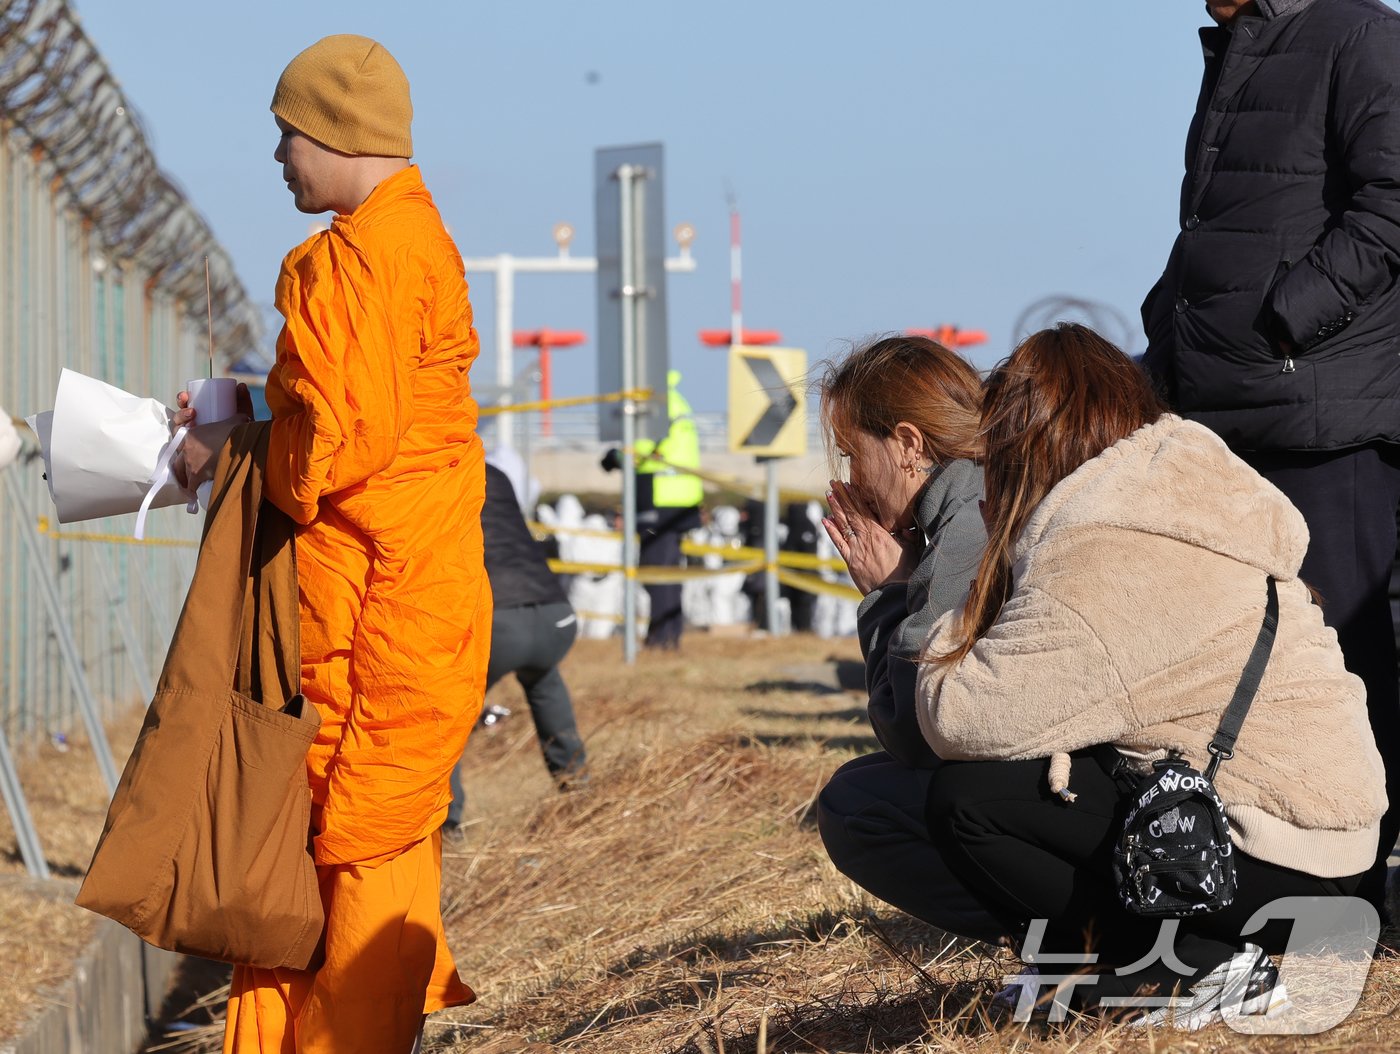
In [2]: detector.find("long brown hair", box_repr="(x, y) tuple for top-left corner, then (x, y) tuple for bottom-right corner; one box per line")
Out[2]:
(818, 334), (984, 472)
(932, 323), (1167, 666)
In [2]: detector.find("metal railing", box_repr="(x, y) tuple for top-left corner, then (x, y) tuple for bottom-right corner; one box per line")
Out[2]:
(0, 0), (255, 753)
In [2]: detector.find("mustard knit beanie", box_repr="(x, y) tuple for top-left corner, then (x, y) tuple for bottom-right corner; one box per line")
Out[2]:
(270, 35), (413, 157)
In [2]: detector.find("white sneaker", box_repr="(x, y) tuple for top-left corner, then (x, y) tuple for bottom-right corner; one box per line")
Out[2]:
(1128, 944), (1290, 1030)
(989, 965), (1044, 1022)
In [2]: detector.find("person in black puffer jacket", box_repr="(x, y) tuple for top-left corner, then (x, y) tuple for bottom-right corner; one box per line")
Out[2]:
(1142, 0), (1400, 910)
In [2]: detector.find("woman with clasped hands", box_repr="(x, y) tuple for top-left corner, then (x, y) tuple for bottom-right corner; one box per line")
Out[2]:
(813, 334), (1005, 943)
(917, 324), (1384, 1025)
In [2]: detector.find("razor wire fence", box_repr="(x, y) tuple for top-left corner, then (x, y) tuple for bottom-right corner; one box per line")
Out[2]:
(0, 0), (259, 752)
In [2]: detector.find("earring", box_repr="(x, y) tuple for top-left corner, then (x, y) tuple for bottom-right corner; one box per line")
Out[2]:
(916, 462), (935, 475)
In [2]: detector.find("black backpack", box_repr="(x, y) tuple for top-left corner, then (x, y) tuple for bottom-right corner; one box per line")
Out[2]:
(1112, 577), (1278, 918)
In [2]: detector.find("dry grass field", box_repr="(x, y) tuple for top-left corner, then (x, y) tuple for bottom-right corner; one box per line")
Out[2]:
(4, 633), (1399, 1052)
(0, 705), (143, 1041)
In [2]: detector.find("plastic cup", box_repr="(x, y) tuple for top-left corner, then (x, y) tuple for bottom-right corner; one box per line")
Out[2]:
(184, 377), (238, 508)
(186, 376), (238, 426)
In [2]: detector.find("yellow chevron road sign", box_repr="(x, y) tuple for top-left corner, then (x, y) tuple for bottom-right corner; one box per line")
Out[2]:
(727, 345), (807, 458)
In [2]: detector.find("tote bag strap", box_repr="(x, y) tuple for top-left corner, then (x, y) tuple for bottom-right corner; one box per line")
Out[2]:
(235, 491), (301, 708)
(158, 422), (283, 696)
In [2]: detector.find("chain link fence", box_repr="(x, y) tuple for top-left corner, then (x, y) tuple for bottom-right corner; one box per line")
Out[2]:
(0, 0), (258, 750)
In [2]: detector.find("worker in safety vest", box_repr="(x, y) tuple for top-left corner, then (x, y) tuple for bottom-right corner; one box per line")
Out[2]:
(602, 369), (702, 648)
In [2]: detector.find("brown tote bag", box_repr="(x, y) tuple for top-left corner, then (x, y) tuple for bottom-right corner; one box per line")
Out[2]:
(77, 423), (324, 970)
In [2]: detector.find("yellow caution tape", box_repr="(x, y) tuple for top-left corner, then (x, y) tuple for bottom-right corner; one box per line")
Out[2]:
(478, 387), (652, 417)
(635, 560), (765, 583)
(574, 609), (627, 625)
(475, 384), (829, 501)
(680, 538), (847, 573)
(550, 552), (857, 596)
(547, 559), (618, 576)
(529, 520), (620, 541)
(36, 516), (198, 549)
(776, 566), (863, 602)
(548, 558), (766, 582)
(527, 520), (849, 573)
(636, 451), (827, 504)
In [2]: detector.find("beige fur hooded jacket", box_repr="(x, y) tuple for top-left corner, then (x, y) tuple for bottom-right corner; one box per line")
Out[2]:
(915, 414), (1385, 879)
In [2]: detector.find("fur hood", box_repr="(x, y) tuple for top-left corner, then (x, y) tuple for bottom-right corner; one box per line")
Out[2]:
(1016, 415), (1307, 582)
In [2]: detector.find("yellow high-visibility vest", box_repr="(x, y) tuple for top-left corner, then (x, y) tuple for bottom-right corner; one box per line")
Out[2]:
(636, 370), (703, 508)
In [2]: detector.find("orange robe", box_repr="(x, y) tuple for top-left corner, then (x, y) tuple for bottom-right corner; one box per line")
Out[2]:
(224, 165), (490, 1053)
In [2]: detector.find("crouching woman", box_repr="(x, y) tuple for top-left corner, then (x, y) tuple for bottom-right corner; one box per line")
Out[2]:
(813, 335), (1004, 943)
(916, 324), (1385, 1022)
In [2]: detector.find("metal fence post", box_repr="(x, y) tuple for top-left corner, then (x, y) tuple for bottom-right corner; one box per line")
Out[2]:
(0, 722), (48, 879)
(3, 469), (120, 793)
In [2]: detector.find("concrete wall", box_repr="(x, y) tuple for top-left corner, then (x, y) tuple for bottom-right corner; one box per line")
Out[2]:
(3, 916), (176, 1054)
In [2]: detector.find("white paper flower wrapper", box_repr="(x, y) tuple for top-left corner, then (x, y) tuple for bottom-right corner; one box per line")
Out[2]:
(25, 368), (190, 524)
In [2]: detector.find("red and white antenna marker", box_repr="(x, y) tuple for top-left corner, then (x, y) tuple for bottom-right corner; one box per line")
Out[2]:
(700, 192), (779, 346)
(729, 192), (742, 347)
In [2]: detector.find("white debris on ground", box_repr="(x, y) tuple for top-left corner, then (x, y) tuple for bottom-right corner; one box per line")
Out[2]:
(534, 494), (857, 639)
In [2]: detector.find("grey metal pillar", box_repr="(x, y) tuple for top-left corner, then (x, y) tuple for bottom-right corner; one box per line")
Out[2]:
(618, 163), (640, 665)
(494, 256), (516, 452)
(763, 458), (781, 634)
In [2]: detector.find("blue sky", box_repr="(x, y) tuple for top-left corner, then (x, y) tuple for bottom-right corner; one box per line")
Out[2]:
(73, 1), (1400, 414)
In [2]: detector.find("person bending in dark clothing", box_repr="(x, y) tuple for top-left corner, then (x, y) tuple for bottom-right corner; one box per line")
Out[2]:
(445, 463), (587, 837)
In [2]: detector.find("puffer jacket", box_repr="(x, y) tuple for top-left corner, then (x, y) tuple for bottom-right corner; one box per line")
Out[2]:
(916, 415), (1385, 879)
(1142, 0), (1400, 451)
(482, 463), (566, 609)
(856, 458), (984, 768)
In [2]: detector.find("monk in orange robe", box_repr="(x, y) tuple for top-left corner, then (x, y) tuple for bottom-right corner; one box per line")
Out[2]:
(174, 34), (488, 1053)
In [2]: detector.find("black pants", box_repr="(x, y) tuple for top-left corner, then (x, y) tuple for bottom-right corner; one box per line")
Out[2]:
(638, 503), (699, 650)
(640, 528), (684, 649)
(448, 601), (585, 825)
(816, 752), (1008, 944)
(1238, 443), (1400, 900)
(926, 749), (1364, 995)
